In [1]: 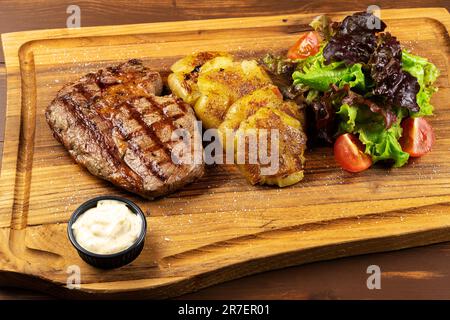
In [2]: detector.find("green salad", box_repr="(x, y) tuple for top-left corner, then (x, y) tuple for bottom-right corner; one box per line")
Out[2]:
(262, 12), (439, 172)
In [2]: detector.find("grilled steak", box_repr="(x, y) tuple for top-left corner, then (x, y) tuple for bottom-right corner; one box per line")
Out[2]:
(46, 59), (204, 199)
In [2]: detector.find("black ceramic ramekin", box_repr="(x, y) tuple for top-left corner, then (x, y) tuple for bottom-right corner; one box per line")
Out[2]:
(67, 195), (147, 269)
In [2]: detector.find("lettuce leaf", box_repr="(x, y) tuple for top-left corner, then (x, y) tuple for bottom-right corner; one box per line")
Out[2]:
(292, 51), (366, 92)
(323, 12), (385, 65)
(401, 50), (439, 116)
(358, 119), (409, 167)
(337, 104), (409, 167)
(370, 34), (420, 112)
(336, 103), (358, 132)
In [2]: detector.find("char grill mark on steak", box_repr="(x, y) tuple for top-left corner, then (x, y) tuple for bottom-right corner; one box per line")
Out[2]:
(125, 97), (175, 155)
(76, 66), (177, 182)
(118, 101), (171, 182)
(59, 93), (144, 191)
(86, 96), (174, 183)
(98, 96), (185, 183)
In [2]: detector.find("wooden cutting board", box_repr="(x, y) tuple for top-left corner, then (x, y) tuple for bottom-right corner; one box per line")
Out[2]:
(0, 8), (449, 299)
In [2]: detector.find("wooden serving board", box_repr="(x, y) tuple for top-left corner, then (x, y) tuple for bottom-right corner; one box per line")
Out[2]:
(0, 8), (449, 299)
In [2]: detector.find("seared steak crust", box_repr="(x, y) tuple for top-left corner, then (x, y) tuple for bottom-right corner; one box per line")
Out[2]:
(46, 59), (204, 198)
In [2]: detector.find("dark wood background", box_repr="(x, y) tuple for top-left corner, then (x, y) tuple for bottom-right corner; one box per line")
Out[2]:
(0, 0), (449, 300)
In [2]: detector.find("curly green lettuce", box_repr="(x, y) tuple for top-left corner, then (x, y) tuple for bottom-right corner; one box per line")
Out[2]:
(292, 51), (366, 92)
(337, 104), (410, 167)
(401, 50), (439, 116)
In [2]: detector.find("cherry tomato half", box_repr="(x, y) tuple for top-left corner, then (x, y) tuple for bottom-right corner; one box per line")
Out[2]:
(287, 31), (320, 60)
(334, 133), (373, 173)
(399, 117), (435, 157)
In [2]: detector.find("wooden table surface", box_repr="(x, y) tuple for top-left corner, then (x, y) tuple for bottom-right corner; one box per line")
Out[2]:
(1, 0), (449, 300)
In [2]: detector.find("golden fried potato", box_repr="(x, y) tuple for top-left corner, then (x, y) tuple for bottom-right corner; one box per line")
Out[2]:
(194, 58), (272, 128)
(169, 52), (272, 128)
(233, 107), (306, 187)
(168, 51), (308, 187)
(170, 51), (231, 74)
(218, 85), (304, 150)
(168, 52), (231, 104)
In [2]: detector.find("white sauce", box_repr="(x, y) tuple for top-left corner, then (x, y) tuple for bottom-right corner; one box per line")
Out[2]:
(72, 200), (143, 255)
